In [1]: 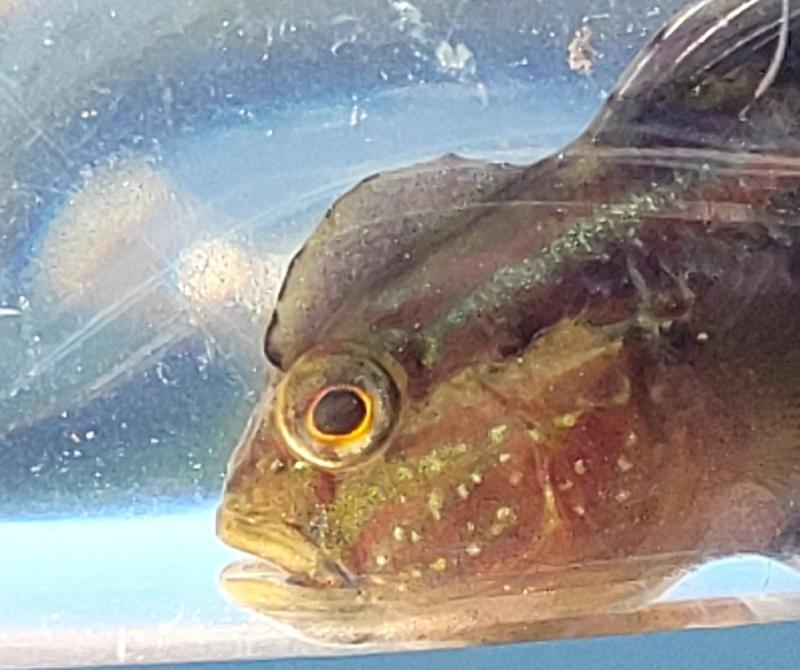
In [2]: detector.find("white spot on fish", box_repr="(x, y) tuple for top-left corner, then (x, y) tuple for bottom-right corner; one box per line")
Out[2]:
(615, 490), (631, 503)
(496, 506), (513, 520)
(489, 424), (508, 444)
(465, 542), (482, 557)
(574, 458), (587, 475)
(490, 506), (518, 536)
(527, 428), (544, 443)
(616, 454), (634, 473)
(429, 557), (448, 572)
(554, 413), (579, 428)
(428, 490), (444, 521)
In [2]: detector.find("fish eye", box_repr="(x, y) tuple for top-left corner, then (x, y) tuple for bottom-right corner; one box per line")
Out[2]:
(274, 345), (402, 471)
(306, 385), (373, 442)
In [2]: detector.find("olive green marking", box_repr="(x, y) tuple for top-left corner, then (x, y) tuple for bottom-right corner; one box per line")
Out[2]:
(315, 427), (513, 561)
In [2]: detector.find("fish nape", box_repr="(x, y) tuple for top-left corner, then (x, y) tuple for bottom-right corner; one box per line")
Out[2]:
(216, 0), (800, 647)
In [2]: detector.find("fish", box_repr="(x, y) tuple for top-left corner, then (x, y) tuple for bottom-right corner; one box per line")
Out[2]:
(217, 0), (800, 645)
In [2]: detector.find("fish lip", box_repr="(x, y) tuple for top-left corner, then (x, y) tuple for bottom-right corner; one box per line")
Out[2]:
(216, 515), (365, 623)
(216, 507), (357, 591)
(218, 558), (370, 635)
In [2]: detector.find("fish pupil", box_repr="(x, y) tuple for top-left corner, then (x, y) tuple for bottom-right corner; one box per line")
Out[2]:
(313, 388), (368, 436)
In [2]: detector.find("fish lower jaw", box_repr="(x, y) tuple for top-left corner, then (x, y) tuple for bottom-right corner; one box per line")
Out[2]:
(220, 558), (364, 614)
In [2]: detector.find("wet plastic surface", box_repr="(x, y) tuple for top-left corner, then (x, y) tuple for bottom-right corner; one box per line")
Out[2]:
(0, 0), (640, 518)
(4, 0), (800, 667)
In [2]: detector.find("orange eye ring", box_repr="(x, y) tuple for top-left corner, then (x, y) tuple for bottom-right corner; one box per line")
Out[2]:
(304, 384), (374, 445)
(274, 345), (402, 471)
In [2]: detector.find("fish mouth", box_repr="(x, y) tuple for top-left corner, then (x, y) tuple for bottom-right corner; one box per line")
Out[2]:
(216, 507), (362, 616)
(219, 559), (368, 627)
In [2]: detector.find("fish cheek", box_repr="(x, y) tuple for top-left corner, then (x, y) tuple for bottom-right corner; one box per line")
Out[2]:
(222, 416), (318, 530)
(343, 428), (549, 582)
(546, 406), (677, 560)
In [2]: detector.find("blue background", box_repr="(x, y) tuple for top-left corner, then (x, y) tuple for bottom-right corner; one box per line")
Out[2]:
(93, 624), (800, 670)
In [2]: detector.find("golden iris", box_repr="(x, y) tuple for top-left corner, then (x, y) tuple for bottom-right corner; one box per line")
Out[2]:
(274, 344), (402, 471)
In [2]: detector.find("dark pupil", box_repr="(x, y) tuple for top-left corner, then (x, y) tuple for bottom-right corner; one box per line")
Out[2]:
(312, 388), (367, 436)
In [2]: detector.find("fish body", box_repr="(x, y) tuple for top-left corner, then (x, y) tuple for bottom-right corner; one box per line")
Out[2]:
(218, 0), (800, 644)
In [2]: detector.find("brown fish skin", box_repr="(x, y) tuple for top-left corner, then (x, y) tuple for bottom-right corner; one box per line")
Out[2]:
(217, 0), (800, 640)
(221, 275), (800, 586)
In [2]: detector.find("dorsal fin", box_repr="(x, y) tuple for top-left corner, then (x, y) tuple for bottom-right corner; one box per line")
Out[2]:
(587, 0), (800, 154)
(265, 155), (523, 369)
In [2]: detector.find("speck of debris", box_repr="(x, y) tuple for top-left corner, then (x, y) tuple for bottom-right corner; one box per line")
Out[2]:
(568, 25), (598, 76)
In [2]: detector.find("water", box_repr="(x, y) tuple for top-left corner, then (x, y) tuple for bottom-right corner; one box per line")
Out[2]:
(3, 0), (800, 667)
